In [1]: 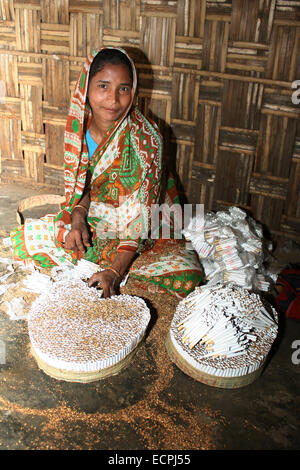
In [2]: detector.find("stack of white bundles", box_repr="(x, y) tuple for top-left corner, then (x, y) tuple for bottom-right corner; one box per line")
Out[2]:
(51, 258), (128, 287)
(4, 297), (27, 321)
(183, 206), (275, 292)
(22, 270), (54, 294)
(51, 259), (101, 282)
(169, 284), (278, 379)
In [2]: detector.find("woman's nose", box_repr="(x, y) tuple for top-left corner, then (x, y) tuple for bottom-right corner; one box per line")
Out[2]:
(107, 88), (119, 104)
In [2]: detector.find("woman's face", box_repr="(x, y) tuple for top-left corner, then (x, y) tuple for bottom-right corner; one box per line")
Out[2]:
(87, 63), (133, 127)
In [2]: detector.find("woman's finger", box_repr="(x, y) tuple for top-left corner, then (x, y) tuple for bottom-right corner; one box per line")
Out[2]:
(64, 233), (76, 250)
(101, 278), (111, 298)
(74, 232), (86, 253)
(87, 272), (101, 287)
(82, 229), (91, 248)
(109, 284), (117, 298)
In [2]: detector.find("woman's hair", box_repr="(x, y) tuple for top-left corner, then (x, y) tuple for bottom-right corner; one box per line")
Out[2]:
(89, 48), (133, 84)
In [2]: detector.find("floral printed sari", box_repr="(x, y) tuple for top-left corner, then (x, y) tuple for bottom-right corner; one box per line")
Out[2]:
(10, 47), (203, 298)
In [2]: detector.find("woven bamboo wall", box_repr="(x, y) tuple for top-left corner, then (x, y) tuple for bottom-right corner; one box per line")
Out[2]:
(0, 0), (299, 241)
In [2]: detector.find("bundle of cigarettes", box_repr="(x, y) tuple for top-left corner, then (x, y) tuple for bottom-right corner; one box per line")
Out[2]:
(183, 206), (275, 292)
(169, 284), (278, 378)
(51, 259), (128, 287)
(176, 284), (276, 359)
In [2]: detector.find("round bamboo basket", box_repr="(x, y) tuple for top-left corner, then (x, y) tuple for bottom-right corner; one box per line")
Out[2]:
(27, 282), (151, 384)
(165, 332), (266, 389)
(31, 345), (138, 383)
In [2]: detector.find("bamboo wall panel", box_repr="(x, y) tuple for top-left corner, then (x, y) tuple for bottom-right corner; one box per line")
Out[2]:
(0, 0), (299, 241)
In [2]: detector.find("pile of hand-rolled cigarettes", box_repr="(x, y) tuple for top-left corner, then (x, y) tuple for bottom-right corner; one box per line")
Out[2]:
(183, 206), (276, 292)
(175, 284), (277, 360)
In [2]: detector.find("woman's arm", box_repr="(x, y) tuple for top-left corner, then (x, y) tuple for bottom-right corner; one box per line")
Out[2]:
(64, 187), (91, 253)
(72, 187), (91, 214)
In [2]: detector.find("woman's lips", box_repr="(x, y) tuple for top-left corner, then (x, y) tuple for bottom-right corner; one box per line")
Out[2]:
(104, 108), (119, 113)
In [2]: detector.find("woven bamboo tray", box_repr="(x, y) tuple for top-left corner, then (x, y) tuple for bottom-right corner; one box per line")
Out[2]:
(165, 332), (265, 389)
(31, 345), (138, 383)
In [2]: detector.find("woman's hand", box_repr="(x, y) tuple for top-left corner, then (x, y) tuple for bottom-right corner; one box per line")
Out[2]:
(87, 251), (136, 298)
(64, 190), (91, 253)
(64, 213), (91, 254)
(88, 269), (120, 298)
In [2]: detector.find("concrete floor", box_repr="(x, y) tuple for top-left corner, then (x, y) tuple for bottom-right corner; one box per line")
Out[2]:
(0, 182), (300, 451)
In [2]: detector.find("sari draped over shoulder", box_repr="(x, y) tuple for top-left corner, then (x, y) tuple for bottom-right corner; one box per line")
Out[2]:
(10, 46), (204, 298)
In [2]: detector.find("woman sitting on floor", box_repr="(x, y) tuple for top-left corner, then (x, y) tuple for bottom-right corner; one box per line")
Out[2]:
(10, 47), (203, 298)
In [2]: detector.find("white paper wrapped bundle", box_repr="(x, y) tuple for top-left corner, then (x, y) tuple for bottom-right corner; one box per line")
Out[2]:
(183, 206), (275, 292)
